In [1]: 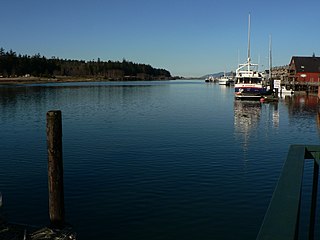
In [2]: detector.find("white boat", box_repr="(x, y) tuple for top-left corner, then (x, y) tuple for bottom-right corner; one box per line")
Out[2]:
(278, 86), (294, 96)
(219, 76), (229, 85)
(219, 72), (233, 85)
(234, 14), (271, 100)
(234, 62), (270, 99)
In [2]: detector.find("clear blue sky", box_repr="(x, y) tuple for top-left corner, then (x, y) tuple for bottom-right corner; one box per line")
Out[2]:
(1, 0), (319, 77)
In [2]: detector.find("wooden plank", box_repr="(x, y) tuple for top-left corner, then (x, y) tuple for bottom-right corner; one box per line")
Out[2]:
(256, 145), (306, 240)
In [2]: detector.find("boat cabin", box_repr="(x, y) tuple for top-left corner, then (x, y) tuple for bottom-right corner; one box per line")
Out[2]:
(236, 73), (262, 84)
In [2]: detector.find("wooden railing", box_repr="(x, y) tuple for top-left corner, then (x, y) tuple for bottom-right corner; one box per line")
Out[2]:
(256, 145), (320, 240)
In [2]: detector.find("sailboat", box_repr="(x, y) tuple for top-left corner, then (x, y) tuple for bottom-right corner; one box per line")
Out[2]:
(234, 14), (271, 100)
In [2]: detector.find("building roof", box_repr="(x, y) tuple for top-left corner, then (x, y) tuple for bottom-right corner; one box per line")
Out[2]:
(290, 56), (320, 73)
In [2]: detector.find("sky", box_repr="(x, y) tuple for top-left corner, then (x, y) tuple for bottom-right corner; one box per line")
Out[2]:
(1, 0), (320, 77)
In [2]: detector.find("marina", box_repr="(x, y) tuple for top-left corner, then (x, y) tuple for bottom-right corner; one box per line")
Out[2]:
(0, 80), (319, 239)
(1, 1), (320, 238)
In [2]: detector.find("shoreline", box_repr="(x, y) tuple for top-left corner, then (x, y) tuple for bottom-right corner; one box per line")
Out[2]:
(0, 76), (118, 85)
(0, 76), (181, 85)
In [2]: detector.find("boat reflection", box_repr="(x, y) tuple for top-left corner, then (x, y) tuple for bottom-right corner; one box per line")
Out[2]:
(234, 100), (262, 151)
(234, 95), (320, 151)
(234, 101), (261, 131)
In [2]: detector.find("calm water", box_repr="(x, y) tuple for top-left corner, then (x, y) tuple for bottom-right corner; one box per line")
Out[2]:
(0, 80), (319, 239)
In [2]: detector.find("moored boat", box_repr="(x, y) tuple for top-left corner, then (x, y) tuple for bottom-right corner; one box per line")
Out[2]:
(219, 72), (234, 85)
(278, 85), (294, 96)
(234, 14), (271, 100)
(205, 75), (215, 82)
(219, 76), (229, 85)
(234, 61), (270, 100)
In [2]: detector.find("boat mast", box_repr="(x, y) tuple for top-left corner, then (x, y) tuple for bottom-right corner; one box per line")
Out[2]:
(247, 13), (251, 72)
(269, 35), (273, 89)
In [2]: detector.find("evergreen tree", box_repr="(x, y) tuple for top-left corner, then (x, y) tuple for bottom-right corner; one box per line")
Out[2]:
(0, 47), (172, 80)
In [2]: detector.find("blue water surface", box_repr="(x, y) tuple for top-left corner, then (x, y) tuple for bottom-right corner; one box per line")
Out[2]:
(0, 80), (319, 239)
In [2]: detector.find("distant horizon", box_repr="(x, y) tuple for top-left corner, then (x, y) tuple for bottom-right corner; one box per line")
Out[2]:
(1, 0), (319, 77)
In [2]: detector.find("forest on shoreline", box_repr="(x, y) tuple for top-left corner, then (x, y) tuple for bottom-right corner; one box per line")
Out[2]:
(0, 48), (176, 81)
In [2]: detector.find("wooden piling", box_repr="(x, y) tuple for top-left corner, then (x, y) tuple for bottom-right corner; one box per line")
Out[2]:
(46, 110), (65, 228)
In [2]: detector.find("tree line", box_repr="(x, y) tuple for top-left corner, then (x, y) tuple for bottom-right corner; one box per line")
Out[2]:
(0, 48), (173, 80)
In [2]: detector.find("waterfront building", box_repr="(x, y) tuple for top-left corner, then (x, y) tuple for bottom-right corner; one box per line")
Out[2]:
(271, 65), (288, 82)
(288, 55), (320, 91)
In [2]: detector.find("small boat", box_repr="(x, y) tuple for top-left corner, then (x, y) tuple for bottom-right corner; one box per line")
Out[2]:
(205, 75), (215, 82)
(278, 86), (294, 96)
(219, 72), (233, 85)
(219, 76), (229, 85)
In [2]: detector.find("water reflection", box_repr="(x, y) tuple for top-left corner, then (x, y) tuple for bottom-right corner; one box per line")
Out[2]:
(0, 83), (168, 124)
(271, 103), (279, 128)
(288, 95), (320, 134)
(279, 95), (319, 129)
(234, 101), (262, 150)
(0, 82), (320, 240)
(219, 85), (229, 93)
(234, 95), (320, 152)
(288, 95), (319, 116)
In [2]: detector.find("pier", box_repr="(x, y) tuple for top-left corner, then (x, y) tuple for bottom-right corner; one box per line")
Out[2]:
(0, 110), (76, 240)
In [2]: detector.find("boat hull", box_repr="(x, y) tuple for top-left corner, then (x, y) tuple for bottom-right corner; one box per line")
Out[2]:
(278, 86), (294, 96)
(219, 80), (228, 85)
(234, 85), (271, 100)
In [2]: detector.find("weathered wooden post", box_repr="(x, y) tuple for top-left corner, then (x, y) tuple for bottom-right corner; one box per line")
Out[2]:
(46, 110), (65, 228)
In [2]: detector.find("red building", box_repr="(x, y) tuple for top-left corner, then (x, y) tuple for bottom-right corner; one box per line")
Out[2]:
(288, 56), (320, 91)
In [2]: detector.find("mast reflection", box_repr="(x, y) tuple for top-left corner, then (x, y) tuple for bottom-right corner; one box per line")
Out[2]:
(234, 100), (262, 151)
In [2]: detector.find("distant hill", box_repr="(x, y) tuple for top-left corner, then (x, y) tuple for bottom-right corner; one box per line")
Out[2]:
(0, 47), (172, 81)
(201, 72), (223, 79)
(202, 71), (235, 79)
